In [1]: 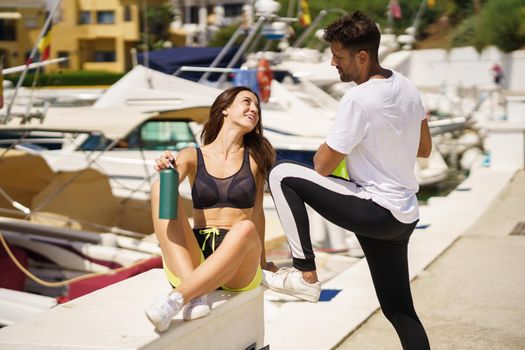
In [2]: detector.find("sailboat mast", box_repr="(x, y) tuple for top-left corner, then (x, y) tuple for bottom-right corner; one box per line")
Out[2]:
(1, 0), (62, 125)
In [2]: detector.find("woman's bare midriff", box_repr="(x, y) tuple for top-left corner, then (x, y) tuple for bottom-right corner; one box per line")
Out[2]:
(192, 207), (254, 230)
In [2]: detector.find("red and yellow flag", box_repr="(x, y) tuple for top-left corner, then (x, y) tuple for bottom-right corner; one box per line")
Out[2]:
(38, 22), (52, 61)
(299, 0), (311, 27)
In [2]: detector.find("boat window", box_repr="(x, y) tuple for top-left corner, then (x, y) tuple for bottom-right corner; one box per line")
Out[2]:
(79, 133), (112, 151)
(127, 120), (197, 151)
(0, 131), (65, 150)
(79, 121), (197, 151)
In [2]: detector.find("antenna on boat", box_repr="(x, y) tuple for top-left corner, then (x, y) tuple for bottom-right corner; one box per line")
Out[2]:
(141, 0), (153, 89)
(291, 8), (346, 48)
(1, 0), (62, 125)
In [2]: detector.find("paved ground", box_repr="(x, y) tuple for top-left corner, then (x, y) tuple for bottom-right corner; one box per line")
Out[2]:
(337, 170), (525, 350)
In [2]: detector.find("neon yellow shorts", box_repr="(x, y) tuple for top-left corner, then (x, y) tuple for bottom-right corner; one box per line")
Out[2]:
(162, 251), (262, 292)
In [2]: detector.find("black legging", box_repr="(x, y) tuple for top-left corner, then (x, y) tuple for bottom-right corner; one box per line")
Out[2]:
(268, 160), (430, 350)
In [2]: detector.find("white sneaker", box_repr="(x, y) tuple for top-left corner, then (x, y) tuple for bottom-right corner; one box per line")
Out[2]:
(262, 267), (321, 303)
(182, 295), (210, 321)
(145, 292), (183, 332)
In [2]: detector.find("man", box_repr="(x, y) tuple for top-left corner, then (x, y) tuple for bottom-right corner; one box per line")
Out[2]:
(264, 11), (431, 350)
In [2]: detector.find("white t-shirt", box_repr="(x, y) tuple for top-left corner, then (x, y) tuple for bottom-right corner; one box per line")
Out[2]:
(325, 70), (426, 223)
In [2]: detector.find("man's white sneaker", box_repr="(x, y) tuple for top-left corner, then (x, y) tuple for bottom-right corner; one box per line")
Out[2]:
(182, 295), (211, 321)
(262, 267), (321, 303)
(145, 292), (183, 332)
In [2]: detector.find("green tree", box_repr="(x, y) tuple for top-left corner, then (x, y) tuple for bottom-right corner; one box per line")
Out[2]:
(473, 0), (525, 52)
(140, 2), (176, 51)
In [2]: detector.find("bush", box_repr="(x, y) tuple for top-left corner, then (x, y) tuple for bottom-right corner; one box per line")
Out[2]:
(5, 70), (125, 87)
(208, 23), (244, 47)
(473, 0), (525, 52)
(450, 16), (478, 47)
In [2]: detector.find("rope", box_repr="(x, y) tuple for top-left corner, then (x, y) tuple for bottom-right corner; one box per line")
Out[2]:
(0, 230), (155, 288)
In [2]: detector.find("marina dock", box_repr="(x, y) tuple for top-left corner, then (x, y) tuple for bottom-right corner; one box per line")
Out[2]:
(1, 1), (525, 348)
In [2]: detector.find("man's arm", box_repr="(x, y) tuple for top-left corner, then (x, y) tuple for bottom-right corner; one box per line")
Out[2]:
(417, 119), (432, 158)
(313, 143), (346, 176)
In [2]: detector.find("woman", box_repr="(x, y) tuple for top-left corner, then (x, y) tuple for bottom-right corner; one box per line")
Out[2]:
(145, 86), (276, 332)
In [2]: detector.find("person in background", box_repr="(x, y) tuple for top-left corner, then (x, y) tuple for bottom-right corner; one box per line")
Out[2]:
(145, 86), (276, 332)
(263, 11), (431, 350)
(491, 63), (504, 87)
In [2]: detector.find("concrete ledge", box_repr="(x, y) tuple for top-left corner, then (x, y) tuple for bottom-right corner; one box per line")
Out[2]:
(0, 269), (265, 350)
(484, 121), (525, 170)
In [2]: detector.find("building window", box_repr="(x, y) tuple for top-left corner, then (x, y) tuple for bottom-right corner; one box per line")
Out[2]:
(0, 19), (16, 41)
(224, 3), (243, 17)
(58, 51), (70, 68)
(124, 6), (132, 21)
(94, 51), (116, 62)
(78, 11), (91, 24)
(189, 6), (199, 24)
(97, 11), (115, 24)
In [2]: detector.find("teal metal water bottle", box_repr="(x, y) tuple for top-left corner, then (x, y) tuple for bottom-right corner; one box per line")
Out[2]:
(159, 167), (179, 220)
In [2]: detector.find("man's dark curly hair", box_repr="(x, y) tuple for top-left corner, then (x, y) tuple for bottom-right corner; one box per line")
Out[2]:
(323, 11), (380, 59)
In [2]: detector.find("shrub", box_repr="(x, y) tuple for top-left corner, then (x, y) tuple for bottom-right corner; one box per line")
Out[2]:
(450, 16), (478, 48)
(5, 70), (124, 87)
(474, 0), (525, 52)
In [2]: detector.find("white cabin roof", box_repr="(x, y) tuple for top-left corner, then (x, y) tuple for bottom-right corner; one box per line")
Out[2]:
(0, 105), (210, 140)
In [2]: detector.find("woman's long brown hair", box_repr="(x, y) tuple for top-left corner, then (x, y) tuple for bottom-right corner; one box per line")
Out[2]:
(201, 86), (275, 179)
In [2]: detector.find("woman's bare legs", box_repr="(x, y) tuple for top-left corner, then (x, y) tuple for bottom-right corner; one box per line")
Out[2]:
(151, 180), (201, 280)
(176, 220), (262, 303)
(146, 213), (262, 331)
(152, 180), (262, 302)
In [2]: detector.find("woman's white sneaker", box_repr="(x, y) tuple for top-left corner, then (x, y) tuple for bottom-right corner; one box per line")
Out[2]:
(145, 292), (183, 332)
(262, 267), (321, 302)
(182, 295), (211, 320)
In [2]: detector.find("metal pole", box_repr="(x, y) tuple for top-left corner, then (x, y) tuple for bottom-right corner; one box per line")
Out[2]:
(292, 8), (347, 48)
(197, 25), (245, 82)
(287, 0), (296, 18)
(1, 0), (61, 125)
(292, 10), (327, 48)
(412, 0), (428, 33)
(141, 0), (152, 88)
(216, 16), (266, 87)
(2, 57), (67, 75)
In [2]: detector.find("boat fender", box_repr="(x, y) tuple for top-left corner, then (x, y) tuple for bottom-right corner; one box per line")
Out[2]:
(257, 58), (273, 103)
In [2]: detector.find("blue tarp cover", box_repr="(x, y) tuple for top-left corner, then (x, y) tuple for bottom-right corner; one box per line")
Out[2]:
(137, 46), (240, 81)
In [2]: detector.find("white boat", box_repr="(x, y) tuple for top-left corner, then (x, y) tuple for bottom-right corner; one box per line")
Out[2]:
(0, 288), (57, 327)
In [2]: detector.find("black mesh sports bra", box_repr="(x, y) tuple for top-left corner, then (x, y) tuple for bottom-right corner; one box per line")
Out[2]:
(191, 148), (256, 209)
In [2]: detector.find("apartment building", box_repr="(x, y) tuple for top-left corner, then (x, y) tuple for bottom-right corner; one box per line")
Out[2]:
(0, 0), (251, 73)
(0, 0), (44, 69)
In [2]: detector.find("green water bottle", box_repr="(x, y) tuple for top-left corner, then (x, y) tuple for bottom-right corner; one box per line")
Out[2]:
(159, 167), (179, 220)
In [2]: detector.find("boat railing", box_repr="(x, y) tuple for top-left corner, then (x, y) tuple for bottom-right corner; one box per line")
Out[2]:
(174, 11), (300, 87)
